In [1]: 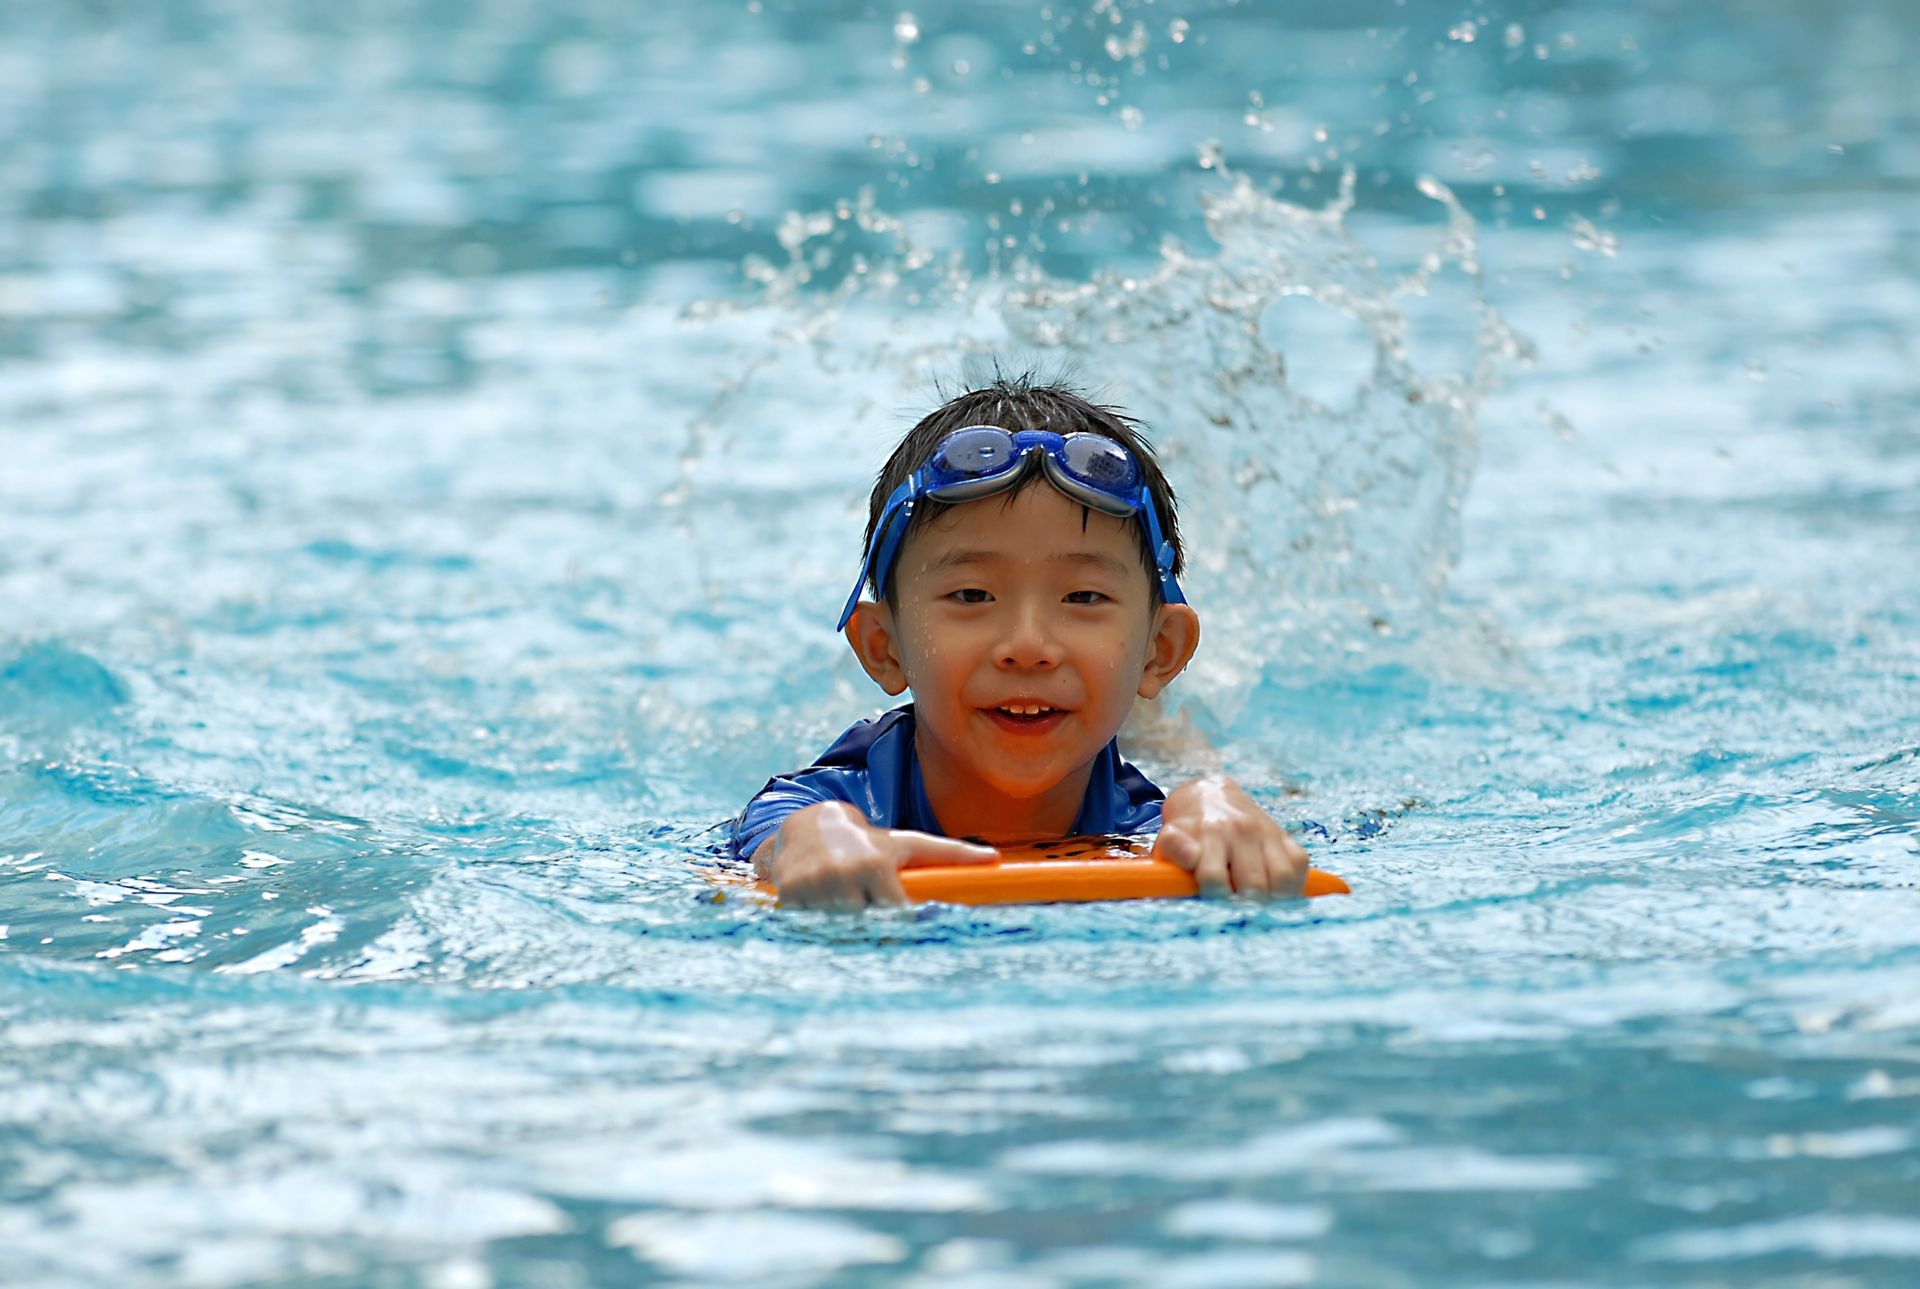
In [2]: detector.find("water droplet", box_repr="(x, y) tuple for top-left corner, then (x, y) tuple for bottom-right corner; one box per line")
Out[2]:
(1504, 23), (1525, 49)
(1168, 18), (1190, 44)
(892, 11), (920, 44)
(1448, 21), (1477, 43)
(1103, 21), (1148, 61)
(1568, 215), (1618, 257)
(1537, 401), (1577, 440)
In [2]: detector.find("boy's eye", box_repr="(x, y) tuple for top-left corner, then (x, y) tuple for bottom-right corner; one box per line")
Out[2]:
(1064, 590), (1108, 605)
(950, 588), (992, 604)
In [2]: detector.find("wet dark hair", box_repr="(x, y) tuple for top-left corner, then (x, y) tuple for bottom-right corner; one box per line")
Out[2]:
(862, 373), (1184, 610)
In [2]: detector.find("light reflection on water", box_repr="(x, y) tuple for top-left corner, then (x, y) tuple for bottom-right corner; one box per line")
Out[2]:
(3, 0), (1919, 1285)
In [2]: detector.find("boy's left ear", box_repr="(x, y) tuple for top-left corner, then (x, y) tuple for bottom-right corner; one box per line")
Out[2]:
(845, 600), (911, 696)
(1137, 603), (1201, 700)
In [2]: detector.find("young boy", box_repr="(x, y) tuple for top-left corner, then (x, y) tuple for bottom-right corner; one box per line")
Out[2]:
(729, 377), (1310, 909)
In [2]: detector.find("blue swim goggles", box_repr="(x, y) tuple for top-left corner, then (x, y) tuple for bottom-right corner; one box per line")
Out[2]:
(836, 426), (1187, 630)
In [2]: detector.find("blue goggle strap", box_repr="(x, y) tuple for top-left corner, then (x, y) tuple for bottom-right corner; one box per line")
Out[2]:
(836, 472), (920, 632)
(1135, 484), (1188, 606)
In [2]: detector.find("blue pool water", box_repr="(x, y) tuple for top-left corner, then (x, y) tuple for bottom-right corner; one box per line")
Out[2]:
(3, 1), (1918, 1284)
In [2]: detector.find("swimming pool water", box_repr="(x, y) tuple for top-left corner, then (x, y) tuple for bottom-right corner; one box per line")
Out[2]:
(3, 1), (1918, 1285)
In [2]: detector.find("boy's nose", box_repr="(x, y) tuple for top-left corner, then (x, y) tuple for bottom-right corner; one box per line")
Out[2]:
(997, 601), (1063, 669)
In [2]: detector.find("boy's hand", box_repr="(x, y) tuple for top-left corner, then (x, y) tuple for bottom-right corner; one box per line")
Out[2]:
(756, 801), (998, 910)
(1152, 774), (1309, 899)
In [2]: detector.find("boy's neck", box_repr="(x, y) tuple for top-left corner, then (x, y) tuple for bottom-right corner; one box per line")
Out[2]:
(912, 723), (1095, 843)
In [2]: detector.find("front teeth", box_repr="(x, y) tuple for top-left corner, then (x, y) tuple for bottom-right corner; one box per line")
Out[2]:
(1000, 704), (1056, 716)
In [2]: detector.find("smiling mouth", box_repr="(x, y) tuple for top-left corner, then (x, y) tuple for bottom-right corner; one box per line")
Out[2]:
(985, 703), (1070, 732)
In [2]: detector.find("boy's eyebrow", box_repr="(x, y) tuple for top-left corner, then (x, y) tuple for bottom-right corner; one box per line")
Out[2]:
(927, 548), (1134, 578)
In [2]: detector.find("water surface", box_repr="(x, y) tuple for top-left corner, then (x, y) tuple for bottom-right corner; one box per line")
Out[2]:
(3, 1), (1918, 1285)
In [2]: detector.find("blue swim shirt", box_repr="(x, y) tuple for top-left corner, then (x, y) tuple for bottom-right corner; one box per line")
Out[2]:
(727, 704), (1166, 862)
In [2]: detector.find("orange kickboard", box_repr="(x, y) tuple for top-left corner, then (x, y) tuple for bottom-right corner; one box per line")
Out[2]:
(754, 834), (1348, 906)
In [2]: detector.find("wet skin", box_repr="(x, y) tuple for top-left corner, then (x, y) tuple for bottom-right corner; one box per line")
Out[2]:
(758, 483), (1309, 908)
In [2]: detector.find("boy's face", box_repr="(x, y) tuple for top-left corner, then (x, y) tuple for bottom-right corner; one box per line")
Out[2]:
(846, 481), (1200, 806)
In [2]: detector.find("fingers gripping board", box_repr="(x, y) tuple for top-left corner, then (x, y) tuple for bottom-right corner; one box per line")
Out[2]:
(745, 834), (1349, 907)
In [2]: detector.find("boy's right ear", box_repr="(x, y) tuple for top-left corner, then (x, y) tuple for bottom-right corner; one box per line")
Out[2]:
(845, 601), (910, 696)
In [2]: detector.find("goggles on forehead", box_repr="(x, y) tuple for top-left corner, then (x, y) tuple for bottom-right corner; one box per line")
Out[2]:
(835, 425), (1188, 631)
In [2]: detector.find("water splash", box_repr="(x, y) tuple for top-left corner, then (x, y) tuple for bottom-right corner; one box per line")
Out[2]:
(1003, 170), (1529, 700)
(682, 163), (1530, 726)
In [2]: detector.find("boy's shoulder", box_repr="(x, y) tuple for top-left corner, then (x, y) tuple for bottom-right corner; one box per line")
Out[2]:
(725, 706), (918, 861)
(813, 704), (916, 769)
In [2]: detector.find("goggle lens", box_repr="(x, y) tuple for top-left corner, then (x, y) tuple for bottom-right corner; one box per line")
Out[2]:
(1061, 435), (1138, 491)
(931, 427), (1019, 478)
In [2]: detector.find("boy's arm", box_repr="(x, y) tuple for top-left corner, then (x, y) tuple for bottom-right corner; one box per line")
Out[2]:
(1151, 774), (1309, 898)
(754, 802), (995, 909)
(730, 773), (842, 866)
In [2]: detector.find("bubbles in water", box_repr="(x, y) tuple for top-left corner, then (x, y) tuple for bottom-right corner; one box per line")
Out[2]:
(893, 12), (920, 45)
